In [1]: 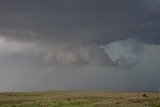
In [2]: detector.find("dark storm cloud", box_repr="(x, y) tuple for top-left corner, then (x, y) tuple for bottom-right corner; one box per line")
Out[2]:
(0, 0), (160, 44)
(0, 0), (160, 92)
(0, 0), (159, 67)
(0, 0), (159, 68)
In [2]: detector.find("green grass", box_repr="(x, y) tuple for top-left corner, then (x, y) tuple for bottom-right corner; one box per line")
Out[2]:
(0, 91), (159, 107)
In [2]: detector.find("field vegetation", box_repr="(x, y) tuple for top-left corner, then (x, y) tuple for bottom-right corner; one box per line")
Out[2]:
(0, 91), (159, 107)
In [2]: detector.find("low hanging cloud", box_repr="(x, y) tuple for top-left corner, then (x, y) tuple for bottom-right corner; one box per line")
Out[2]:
(34, 43), (115, 67)
(0, 27), (149, 69)
(0, 36), (34, 56)
(0, 36), (115, 67)
(103, 38), (144, 69)
(0, 35), (144, 69)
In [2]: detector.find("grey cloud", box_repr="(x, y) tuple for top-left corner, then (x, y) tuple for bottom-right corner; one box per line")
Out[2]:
(1, 43), (160, 92)
(33, 42), (116, 67)
(115, 56), (138, 69)
(0, 0), (159, 45)
(0, 36), (115, 67)
(0, 0), (160, 92)
(103, 38), (144, 69)
(0, 29), (42, 43)
(0, 0), (159, 68)
(145, 0), (160, 11)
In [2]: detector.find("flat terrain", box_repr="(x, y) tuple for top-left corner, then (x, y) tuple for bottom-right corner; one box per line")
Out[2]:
(0, 91), (159, 107)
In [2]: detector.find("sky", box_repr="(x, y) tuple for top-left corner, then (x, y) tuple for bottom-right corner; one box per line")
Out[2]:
(0, 0), (160, 92)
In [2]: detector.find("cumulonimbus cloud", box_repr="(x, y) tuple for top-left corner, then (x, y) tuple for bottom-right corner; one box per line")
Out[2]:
(0, 0), (159, 68)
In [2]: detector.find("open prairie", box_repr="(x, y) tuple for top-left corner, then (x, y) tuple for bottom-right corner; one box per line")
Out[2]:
(0, 91), (159, 107)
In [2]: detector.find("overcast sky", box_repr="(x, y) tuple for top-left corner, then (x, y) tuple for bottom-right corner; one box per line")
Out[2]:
(0, 0), (160, 92)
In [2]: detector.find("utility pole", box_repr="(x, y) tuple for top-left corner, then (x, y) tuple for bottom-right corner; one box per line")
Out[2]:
(81, 71), (84, 100)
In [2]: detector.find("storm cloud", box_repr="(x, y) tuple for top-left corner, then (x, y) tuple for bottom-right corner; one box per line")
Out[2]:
(0, 0), (160, 91)
(0, 0), (160, 44)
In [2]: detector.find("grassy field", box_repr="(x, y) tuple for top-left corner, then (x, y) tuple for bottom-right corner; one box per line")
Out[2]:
(0, 91), (159, 107)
